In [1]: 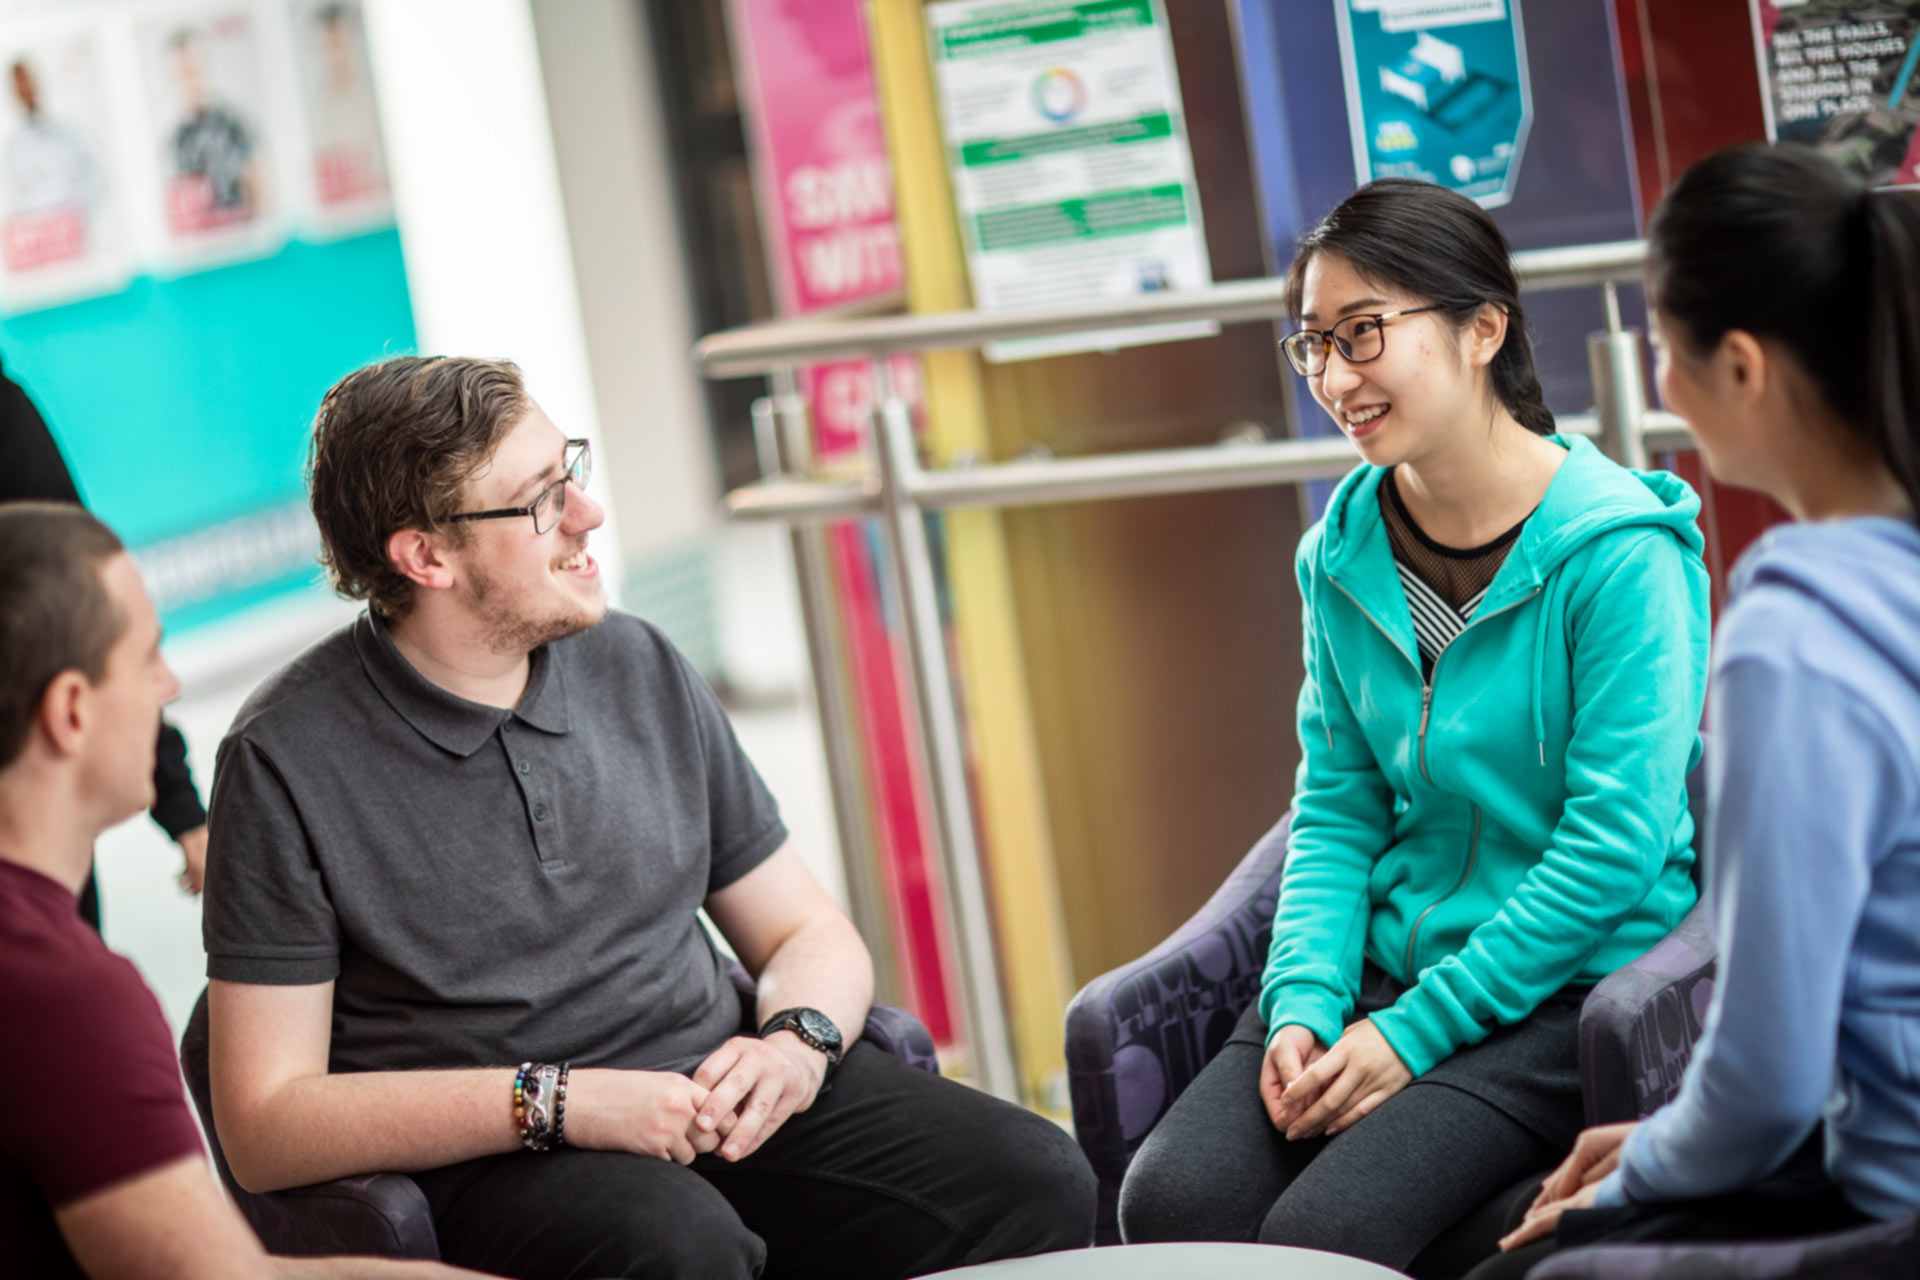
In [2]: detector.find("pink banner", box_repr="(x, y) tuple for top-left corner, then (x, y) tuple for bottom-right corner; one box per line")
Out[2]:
(728, 0), (902, 315)
(801, 356), (922, 461)
(728, 1), (950, 1045)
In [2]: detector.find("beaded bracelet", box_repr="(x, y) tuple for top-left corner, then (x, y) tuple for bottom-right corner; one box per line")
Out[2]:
(513, 1060), (574, 1151)
(514, 1061), (565, 1152)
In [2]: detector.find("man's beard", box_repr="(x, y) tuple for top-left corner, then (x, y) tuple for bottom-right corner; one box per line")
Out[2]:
(463, 561), (605, 655)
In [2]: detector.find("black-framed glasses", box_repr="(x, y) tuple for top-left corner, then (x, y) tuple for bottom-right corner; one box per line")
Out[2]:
(447, 439), (591, 535)
(1280, 305), (1447, 377)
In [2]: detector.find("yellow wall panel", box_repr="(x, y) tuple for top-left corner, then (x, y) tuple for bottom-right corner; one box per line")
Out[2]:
(869, 0), (1076, 1110)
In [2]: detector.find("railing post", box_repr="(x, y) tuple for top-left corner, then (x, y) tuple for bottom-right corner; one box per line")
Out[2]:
(759, 372), (904, 1010)
(1588, 327), (1650, 472)
(867, 359), (1021, 1103)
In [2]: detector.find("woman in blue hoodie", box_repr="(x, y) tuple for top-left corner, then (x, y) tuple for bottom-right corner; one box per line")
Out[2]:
(1485, 144), (1920, 1275)
(1118, 181), (1711, 1268)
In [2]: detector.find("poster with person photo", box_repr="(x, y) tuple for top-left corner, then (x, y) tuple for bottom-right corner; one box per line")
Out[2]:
(290, 0), (391, 233)
(137, 3), (282, 267)
(0, 19), (135, 312)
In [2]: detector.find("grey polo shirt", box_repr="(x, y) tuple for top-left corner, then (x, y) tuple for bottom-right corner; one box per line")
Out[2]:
(202, 610), (787, 1075)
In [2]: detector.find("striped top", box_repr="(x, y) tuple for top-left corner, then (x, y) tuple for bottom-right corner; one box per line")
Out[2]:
(1379, 469), (1529, 679)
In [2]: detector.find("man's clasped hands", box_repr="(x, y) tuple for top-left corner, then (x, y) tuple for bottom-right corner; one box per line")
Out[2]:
(565, 1031), (830, 1166)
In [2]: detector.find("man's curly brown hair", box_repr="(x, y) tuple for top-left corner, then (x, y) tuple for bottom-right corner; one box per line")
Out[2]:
(306, 356), (528, 618)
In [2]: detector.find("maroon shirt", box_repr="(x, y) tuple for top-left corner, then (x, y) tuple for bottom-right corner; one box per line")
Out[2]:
(0, 860), (206, 1277)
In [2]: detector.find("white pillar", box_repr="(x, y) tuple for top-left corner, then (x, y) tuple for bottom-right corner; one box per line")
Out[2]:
(529, 0), (719, 557)
(360, 0), (625, 594)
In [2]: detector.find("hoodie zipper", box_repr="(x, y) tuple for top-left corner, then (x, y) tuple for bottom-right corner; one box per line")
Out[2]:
(1328, 578), (1439, 782)
(1415, 588), (1543, 783)
(1406, 807), (1481, 976)
(1325, 576), (1544, 976)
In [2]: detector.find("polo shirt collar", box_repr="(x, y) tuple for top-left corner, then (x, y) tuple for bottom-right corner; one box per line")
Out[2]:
(356, 611), (572, 757)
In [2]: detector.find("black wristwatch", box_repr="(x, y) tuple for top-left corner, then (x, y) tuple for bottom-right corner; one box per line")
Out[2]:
(759, 1007), (845, 1071)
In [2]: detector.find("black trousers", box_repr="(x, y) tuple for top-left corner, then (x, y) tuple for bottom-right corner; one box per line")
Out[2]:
(1118, 1000), (1564, 1272)
(1465, 1138), (1871, 1280)
(412, 1041), (1097, 1280)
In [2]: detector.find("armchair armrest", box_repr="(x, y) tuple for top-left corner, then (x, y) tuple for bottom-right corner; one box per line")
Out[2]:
(1065, 814), (1292, 1242)
(1578, 899), (1716, 1123)
(860, 1004), (941, 1074)
(723, 959), (939, 1074)
(179, 988), (442, 1259)
(178, 968), (942, 1260)
(228, 1172), (441, 1260)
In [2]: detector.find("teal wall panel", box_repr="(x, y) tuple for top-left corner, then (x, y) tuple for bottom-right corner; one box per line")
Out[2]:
(0, 228), (416, 630)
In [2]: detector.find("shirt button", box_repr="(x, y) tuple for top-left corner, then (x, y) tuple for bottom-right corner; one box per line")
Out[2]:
(533, 804), (548, 821)
(503, 721), (514, 733)
(518, 760), (531, 775)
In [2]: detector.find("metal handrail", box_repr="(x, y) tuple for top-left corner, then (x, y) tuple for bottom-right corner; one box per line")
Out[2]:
(696, 240), (1649, 378)
(723, 411), (1695, 526)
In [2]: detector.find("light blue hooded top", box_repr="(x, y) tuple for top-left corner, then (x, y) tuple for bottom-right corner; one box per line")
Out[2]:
(1598, 518), (1920, 1219)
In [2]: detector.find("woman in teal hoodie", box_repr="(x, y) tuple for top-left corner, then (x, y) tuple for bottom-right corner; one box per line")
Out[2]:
(1118, 180), (1710, 1269)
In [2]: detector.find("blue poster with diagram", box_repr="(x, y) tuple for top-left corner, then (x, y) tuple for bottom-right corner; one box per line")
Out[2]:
(1335, 0), (1533, 207)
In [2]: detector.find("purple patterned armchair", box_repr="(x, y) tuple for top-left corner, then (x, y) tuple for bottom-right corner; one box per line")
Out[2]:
(1530, 1211), (1920, 1280)
(179, 968), (940, 1258)
(1066, 759), (1717, 1248)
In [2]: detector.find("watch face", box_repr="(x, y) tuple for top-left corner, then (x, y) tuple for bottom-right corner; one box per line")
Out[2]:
(796, 1008), (841, 1050)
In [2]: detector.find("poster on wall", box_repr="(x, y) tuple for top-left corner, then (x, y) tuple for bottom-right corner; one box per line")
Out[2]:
(925, 0), (1215, 361)
(727, 0), (902, 315)
(289, 0), (392, 233)
(0, 21), (135, 312)
(1751, 0), (1920, 188)
(137, 4), (282, 268)
(1334, 0), (1533, 207)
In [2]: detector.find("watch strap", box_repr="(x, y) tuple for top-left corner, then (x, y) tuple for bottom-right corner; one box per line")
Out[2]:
(759, 1007), (844, 1065)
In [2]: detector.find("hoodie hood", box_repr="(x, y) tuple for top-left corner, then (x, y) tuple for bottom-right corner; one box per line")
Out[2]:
(1731, 518), (1920, 688)
(1316, 434), (1705, 589)
(1311, 434), (1706, 761)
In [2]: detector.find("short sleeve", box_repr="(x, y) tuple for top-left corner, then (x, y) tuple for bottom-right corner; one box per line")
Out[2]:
(202, 735), (342, 984)
(667, 648), (787, 892)
(0, 958), (203, 1207)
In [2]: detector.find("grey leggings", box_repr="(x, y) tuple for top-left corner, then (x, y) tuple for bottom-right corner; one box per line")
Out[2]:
(1118, 1016), (1560, 1270)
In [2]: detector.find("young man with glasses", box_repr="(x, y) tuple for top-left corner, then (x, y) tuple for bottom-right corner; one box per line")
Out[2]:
(202, 356), (1095, 1280)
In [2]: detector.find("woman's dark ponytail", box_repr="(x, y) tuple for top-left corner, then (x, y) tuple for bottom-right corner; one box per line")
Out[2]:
(1648, 143), (1920, 518)
(1861, 192), (1920, 517)
(1284, 179), (1555, 435)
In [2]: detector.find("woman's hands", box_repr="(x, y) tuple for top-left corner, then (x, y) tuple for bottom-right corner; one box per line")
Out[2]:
(1499, 1121), (1638, 1250)
(1260, 1025), (1327, 1128)
(1264, 1019), (1411, 1140)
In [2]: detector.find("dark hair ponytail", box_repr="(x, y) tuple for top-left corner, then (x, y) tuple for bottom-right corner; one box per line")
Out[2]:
(1861, 189), (1920, 515)
(1647, 143), (1920, 518)
(1284, 178), (1554, 435)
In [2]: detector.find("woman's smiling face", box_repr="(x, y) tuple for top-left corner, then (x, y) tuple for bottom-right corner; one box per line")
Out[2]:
(1296, 250), (1488, 468)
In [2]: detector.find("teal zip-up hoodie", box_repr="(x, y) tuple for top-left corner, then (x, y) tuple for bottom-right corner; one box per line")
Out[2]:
(1259, 435), (1710, 1077)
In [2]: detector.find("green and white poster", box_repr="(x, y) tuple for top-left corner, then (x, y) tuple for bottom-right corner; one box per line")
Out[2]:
(926, 0), (1213, 361)
(1335, 0), (1533, 208)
